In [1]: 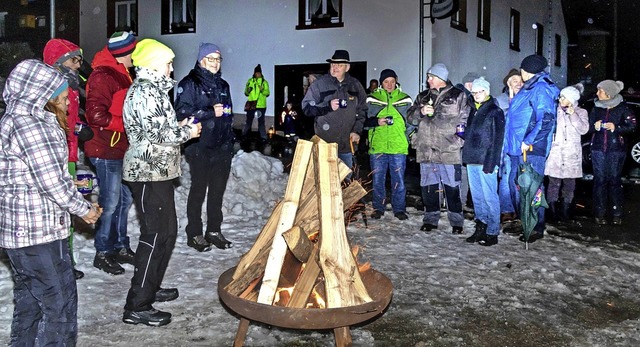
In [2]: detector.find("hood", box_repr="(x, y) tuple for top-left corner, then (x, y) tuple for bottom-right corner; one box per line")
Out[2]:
(3, 59), (66, 119)
(43, 38), (82, 66)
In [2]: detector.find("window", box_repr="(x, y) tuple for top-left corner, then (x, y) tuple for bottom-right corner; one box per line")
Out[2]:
(161, 0), (196, 35)
(554, 34), (561, 66)
(296, 0), (343, 30)
(107, 0), (137, 36)
(534, 22), (544, 55)
(509, 8), (520, 51)
(450, 0), (467, 33)
(476, 0), (491, 41)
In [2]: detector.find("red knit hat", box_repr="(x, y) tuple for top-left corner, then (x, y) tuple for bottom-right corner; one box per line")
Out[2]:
(43, 38), (82, 66)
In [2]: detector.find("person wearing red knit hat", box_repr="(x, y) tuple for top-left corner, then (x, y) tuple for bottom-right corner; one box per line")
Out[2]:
(43, 38), (89, 280)
(85, 31), (137, 275)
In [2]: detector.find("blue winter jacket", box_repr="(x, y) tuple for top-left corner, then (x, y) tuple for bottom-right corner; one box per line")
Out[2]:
(503, 72), (559, 157)
(175, 63), (234, 150)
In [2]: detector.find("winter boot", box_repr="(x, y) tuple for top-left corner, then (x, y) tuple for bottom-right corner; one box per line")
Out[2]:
(205, 231), (232, 249)
(478, 234), (498, 246)
(466, 220), (487, 243)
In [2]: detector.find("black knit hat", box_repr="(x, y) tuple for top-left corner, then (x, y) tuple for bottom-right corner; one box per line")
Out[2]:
(520, 54), (548, 74)
(254, 64), (262, 73)
(379, 69), (398, 84)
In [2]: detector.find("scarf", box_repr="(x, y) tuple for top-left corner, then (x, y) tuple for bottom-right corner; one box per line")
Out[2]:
(594, 94), (622, 109)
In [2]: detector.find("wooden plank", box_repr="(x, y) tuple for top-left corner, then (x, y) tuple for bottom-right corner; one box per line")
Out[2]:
(257, 139), (314, 305)
(333, 327), (353, 347)
(286, 244), (320, 308)
(315, 142), (372, 307)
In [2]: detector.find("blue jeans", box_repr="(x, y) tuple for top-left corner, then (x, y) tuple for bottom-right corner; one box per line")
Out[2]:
(370, 153), (407, 214)
(467, 165), (500, 235)
(6, 239), (77, 346)
(499, 155), (515, 214)
(90, 158), (133, 253)
(508, 154), (547, 232)
(591, 150), (625, 218)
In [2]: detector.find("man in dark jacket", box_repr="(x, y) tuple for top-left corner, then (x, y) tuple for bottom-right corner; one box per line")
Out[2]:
(503, 54), (559, 243)
(85, 31), (137, 275)
(407, 63), (471, 234)
(175, 43), (234, 251)
(301, 49), (367, 171)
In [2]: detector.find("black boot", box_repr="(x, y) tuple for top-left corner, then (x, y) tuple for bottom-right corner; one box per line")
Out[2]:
(466, 220), (487, 243)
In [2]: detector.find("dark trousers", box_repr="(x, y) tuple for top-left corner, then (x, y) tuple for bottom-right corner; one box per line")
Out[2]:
(6, 239), (77, 346)
(185, 145), (233, 238)
(242, 108), (267, 140)
(592, 150), (626, 218)
(125, 180), (178, 312)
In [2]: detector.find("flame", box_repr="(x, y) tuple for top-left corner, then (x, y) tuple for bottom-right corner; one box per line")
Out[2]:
(274, 286), (294, 306)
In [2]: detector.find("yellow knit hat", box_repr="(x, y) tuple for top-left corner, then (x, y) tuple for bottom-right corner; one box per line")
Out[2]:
(131, 39), (175, 70)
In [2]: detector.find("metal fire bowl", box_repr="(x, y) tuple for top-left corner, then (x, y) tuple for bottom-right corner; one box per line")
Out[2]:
(218, 267), (393, 330)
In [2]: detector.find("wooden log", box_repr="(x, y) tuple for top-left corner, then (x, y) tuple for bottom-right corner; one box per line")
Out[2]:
(282, 226), (313, 263)
(286, 244), (320, 308)
(315, 142), (372, 307)
(333, 327), (353, 347)
(232, 201), (283, 279)
(233, 318), (251, 347)
(257, 140), (314, 305)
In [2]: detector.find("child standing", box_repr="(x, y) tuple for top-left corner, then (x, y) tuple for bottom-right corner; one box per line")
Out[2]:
(281, 101), (298, 140)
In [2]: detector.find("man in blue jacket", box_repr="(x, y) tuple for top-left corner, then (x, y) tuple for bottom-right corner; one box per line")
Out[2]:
(502, 55), (559, 243)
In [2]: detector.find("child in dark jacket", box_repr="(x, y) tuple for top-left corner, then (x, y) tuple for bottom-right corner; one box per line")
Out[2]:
(281, 101), (298, 140)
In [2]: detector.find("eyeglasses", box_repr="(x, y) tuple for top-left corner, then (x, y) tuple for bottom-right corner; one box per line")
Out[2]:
(71, 56), (83, 65)
(205, 56), (223, 63)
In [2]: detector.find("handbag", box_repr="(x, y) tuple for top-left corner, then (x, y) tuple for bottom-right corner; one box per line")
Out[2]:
(244, 100), (258, 112)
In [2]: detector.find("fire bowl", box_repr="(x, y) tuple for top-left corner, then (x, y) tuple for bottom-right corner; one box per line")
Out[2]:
(218, 267), (393, 330)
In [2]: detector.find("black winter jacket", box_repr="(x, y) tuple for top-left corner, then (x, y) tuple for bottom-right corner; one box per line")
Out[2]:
(461, 96), (505, 173)
(175, 64), (234, 150)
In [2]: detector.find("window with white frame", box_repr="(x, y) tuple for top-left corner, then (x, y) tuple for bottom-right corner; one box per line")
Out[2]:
(509, 8), (520, 51)
(476, 0), (491, 41)
(297, 0), (343, 30)
(162, 0), (196, 35)
(108, 0), (137, 36)
(450, 0), (468, 33)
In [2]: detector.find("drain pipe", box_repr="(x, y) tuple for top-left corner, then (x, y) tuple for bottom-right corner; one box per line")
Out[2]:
(50, 0), (55, 38)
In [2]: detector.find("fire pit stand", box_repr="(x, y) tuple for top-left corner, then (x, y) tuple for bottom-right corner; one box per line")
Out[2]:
(218, 266), (393, 347)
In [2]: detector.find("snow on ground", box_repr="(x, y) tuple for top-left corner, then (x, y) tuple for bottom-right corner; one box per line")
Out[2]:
(2, 149), (640, 346)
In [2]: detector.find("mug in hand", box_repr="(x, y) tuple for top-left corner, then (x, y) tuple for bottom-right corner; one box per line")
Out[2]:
(222, 105), (232, 117)
(385, 116), (394, 125)
(338, 99), (348, 108)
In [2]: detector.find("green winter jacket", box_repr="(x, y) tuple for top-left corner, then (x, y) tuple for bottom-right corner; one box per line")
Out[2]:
(365, 88), (413, 155)
(244, 77), (270, 109)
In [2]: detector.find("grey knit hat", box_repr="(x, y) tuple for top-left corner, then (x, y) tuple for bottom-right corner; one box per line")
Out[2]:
(597, 80), (624, 98)
(427, 63), (449, 82)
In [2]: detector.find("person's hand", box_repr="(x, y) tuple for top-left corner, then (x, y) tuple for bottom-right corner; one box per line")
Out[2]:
(602, 122), (615, 132)
(566, 105), (574, 115)
(378, 118), (388, 126)
(81, 203), (102, 224)
(330, 99), (340, 111)
(421, 104), (434, 116)
(595, 120), (602, 131)
(213, 103), (224, 117)
(350, 132), (360, 144)
(521, 142), (530, 152)
(189, 121), (202, 139)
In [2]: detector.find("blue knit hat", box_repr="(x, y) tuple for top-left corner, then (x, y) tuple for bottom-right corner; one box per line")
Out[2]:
(50, 80), (68, 99)
(197, 43), (221, 62)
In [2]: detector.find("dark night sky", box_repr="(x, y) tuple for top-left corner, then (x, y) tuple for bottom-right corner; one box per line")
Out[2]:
(562, 0), (640, 89)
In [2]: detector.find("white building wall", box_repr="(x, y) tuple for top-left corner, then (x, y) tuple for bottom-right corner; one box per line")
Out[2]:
(81, 0), (424, 117)
(431, 0), (568, 93)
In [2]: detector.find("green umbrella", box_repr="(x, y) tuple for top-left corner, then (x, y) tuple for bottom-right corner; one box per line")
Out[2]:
(517, 151), (548, 249)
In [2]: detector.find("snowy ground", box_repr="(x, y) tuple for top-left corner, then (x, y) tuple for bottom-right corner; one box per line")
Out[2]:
(2, 149), (640, 347)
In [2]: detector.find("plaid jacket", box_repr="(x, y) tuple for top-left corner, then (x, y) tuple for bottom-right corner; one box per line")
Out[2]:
(0, 59), (91, 249)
